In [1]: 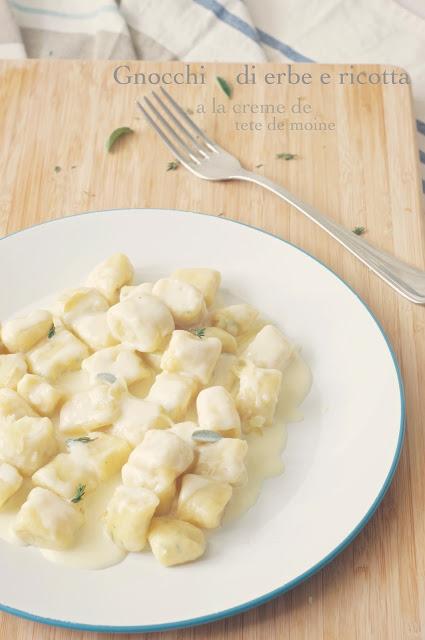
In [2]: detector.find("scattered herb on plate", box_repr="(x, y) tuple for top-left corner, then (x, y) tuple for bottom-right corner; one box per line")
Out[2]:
(106, 126), (134, 152)
(276, 152), (297, 160)
(190, 327), (205, 338)
(47, 324), (55, 339)
(216, 76), (232, 98)
(96, 372), (117, 384)
(192, 430), (223, 443)
(167, 160), (180, 171)
(71, 483), (86, 503)
(66, 436), (95, 445)
(352, 226), (366, 236)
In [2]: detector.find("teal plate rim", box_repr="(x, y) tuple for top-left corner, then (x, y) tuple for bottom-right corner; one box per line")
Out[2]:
(0, 208), (405, 634)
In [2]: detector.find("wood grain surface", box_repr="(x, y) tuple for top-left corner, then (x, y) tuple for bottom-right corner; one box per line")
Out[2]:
(0, 60), (423, 640)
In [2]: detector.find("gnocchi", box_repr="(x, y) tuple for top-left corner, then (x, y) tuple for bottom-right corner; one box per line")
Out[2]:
(122, 429), (193, 494)
(107, 294), (174, 352)
(152, 278), (206, 327)
(212, 304), (258, 336)
(209, 353), (238, 390)
(177, 474), (232, 529)
(27, 327), (89, 380)
(86, 253), (134, 304)
(194, 437), (248, 486)
(236, 361), (282, 429)
(68, 432), (131, 481)
(146, 371), (198, 421)
(0, 416), (57, 476)
(17, 374), (62, 415)
(105, 485), (159, 552)
(120, 282), (154, 300)
(82, 345), (150, 386)
(160, 330), (221, 384)
(155, 481), (177, 516)
(170, 421), (199, 444)
(202, 326), (237, 353)
(0, 388), (38, 419)
(70, 313), (117, 352)
(14, 487), (84, 550)
(0, 416), (57, 475)
(0, 353), (27, 389)
(0, 462), (23, 509)
(32, 452), (99, 499)
(172, 268), (220, 307)
(1, 310), (53, 353)
(0, 252), (310, 569)
(148, 517), (206, 566)
(59, 380), (126, 434)
(111, 396), (170, 447)
(56, 287), (116, 351)
(244, 324), (293, 371)
(56, 287), (109, 324)
(196, 386), (241, 437)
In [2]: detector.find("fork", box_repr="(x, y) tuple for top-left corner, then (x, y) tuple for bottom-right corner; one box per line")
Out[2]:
(138, 87), (425, 305)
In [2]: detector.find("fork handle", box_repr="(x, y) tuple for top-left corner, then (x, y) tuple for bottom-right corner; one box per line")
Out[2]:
(234, 169), (425, 304)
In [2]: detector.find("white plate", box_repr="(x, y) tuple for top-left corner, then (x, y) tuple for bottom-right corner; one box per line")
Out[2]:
(0, 209), (404, 633)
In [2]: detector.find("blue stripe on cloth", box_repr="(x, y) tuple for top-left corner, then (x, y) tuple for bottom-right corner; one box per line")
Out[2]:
(193, 0), (312, 61)
(8, 0), (118, 19)
(420, 150), (425, 164)
(256, 28), (313, 62)
(417, 119), (425, 136)
(193, 0), (260, 41)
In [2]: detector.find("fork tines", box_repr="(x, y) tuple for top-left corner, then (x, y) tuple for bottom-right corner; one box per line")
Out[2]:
(137, 87), (217, 167)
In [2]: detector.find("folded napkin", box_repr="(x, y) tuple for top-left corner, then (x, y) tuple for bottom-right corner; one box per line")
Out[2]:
(1, 0), (424, 201)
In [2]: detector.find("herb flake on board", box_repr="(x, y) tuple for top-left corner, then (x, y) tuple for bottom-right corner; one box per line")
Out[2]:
(167, 160), (180, 171)
(276, 152), (297, 161)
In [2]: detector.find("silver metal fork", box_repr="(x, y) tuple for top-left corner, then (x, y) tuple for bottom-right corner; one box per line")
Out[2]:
(138, 87), (425, 305)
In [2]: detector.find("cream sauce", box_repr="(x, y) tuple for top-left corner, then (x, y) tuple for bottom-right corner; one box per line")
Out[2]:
(41, 475), (126, 569)
(0, 479), (32, 545)
(224, 350), (311, 522)
(0, 303), (311, 570)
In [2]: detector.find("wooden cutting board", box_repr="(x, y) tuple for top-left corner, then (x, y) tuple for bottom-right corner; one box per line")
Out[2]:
(0, 60), (423, 640)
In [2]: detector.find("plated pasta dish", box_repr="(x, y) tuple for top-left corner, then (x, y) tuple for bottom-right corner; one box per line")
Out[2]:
(0, 254), (310, 568)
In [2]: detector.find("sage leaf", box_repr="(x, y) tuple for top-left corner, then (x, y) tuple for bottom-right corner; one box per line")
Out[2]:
(192, 430), (223, 443)
(216, 76), (232, 98)
(66, 436), (95, 445)
(96, 372), (117, 384)
(106, 126), (134, 152)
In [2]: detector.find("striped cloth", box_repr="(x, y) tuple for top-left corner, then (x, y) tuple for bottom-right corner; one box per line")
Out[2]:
(1, 0), (424, 200)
